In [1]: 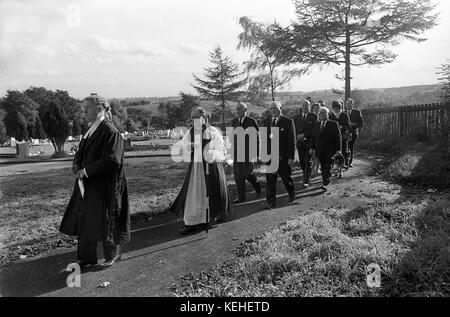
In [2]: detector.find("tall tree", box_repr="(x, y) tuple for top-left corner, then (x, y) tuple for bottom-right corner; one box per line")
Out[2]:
(269, 0), (438, 100)
(42, 100), (71, 155)
(2, 90), (42, 141)
(193, 45), (247, 131)
(238, 16), (306, 101)
(0, 109), (7, 143)
(179, 92), (200, 120)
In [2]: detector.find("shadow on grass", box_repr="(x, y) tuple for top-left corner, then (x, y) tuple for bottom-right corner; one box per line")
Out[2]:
(0, 168), (329, 297)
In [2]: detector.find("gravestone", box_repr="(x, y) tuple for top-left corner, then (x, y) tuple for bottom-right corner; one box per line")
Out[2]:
(16, 142), (29, 157)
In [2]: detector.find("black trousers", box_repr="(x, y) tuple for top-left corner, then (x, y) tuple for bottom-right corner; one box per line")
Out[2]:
(341, 139), (349, 166)
(320, 157), (332, 186)
(233, 162), (261, 201)
(77, 239), (121, 262)
(266, 158), (294, 206)
(348, 135), (358, 165)
(297, 144), (312, 184)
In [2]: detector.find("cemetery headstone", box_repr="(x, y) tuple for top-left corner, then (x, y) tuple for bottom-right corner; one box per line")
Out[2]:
(16, 142), (30, 157)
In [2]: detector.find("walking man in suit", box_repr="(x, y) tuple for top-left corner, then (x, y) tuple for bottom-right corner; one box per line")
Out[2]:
(263, 101), (296, 209)
(346, 98), (364, 168)
(231, 102), (261, 203)
(294, 100), (318, 188)
(310, 107), (342, 191)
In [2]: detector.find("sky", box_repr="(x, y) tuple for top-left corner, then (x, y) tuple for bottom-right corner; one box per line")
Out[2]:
(1, 0), (449, 99)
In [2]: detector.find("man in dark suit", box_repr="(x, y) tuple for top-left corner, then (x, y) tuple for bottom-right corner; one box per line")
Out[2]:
(60, 93), (130, 270)
(310, 107), (342, 191)
(263, 101), (296, 209)
(294, 100), (318, 188)
(345, 98), (364, 168)
(329, 100), (351, 168)
(231, 102), (261, 203)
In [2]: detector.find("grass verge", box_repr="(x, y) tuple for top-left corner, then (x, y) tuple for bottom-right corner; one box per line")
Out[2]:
(173, 200), (450, 297)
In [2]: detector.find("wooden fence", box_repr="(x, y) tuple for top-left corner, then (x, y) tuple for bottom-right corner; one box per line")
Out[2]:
(360, 103), (450, 140)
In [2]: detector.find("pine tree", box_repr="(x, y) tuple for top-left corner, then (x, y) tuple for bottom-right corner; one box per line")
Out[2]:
(193, 46), (247, 131)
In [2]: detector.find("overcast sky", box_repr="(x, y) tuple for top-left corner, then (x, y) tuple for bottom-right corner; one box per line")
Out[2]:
(1, 0), (449, 99)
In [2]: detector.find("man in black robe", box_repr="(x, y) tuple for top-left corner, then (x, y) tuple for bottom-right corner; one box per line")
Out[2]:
(170, 107), (231, 235)
(60, 93), (130, 270)
(231, 102), (261, 203)
(294, 100), (318, 188)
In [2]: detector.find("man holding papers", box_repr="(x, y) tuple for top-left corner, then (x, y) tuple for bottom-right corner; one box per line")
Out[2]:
(60, 93), (130, 270)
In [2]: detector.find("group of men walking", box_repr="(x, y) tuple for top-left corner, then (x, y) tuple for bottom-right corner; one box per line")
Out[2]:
(61, 93), (364, 269)
(231, 98), (364, 210)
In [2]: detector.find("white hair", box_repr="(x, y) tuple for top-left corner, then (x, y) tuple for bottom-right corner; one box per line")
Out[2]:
(318, 107), (329, 115)
(269, 101), (282, 109)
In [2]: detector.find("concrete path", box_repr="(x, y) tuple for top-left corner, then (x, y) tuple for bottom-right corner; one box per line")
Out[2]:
(0, 159), (397, 297)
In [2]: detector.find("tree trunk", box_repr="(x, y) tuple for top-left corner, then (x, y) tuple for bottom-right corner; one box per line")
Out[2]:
(222, 97), (226, 133)
(345, 22), (351, 102)
(270, 66), (276, 101)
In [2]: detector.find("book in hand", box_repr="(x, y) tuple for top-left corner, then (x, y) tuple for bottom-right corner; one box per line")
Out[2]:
(78, 179), (85, 198)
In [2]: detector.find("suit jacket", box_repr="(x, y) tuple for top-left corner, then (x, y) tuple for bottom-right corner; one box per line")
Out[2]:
(311, 120), (342, 162)
(294, 112), (318, 149)
(231, 116), (259, 163)
(60, 120), (130, 245)
(330, 112), (351, 139)
(263, 115), (296, 160)
(349, 109), (364, 136)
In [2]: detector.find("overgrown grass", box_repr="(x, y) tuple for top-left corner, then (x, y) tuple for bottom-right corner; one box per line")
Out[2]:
(359, 137), (450, 188)
(173, 200), (450, 297)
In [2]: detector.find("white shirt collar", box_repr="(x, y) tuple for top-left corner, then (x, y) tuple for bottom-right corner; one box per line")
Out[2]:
(83, 116), (105, 139)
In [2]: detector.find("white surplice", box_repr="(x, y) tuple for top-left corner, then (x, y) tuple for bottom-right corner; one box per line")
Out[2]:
(178, 125), (226, 225)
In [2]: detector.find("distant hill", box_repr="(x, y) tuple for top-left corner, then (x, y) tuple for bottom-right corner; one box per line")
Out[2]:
(122, 84), (444, 122)
(277, 84), (443, 109)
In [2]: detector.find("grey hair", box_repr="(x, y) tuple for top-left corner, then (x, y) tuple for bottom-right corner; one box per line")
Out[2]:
(301, 100), (311, 108)
(269, 101), (282, 109)
(318, 107), (329, 115)
(237, 101), (248, 109)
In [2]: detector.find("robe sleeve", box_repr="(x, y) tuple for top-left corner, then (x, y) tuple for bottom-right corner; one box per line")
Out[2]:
(205, 127), (227, 163)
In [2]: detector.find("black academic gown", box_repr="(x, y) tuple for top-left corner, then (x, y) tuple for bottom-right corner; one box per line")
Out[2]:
(169, 125), (232, 223)
(59, 120), (130, 246)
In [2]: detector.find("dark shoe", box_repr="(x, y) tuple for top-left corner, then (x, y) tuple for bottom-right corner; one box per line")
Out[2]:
(179, 225), (198, 235)
(233, 199), (245, 204)
(289, 191), (296, 203)
(76, 260), (98, 270)
(100, 255), (121, 269)
(263, 202), (276, 210)
(348, 163), (353, 168)
(321, 185), (328, 191)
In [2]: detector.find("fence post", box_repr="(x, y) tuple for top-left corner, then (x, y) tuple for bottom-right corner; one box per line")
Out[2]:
(398, 106), (405, 137)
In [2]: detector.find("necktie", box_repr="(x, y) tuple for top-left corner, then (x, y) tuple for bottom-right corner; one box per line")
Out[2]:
(321, 122), (325, 133)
